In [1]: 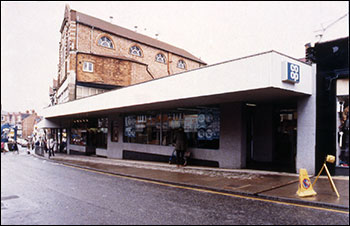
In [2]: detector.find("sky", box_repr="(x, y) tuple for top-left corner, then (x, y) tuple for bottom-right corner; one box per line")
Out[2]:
(1, 1), (349, 115)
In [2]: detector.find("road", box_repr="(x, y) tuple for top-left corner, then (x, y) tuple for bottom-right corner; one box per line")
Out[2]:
(1, 149), (349, 225)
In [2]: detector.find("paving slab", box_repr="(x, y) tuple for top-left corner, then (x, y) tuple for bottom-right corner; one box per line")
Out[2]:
(37, 153), (349, 211)
(261, 176), (349, 208)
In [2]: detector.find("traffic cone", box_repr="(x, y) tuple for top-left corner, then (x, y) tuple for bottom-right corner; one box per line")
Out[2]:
(296, 168), (317, 197)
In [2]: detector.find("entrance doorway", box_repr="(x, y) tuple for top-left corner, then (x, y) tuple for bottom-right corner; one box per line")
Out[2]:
(274, 107), (297, 172)
(58, 128), (67, 153)
(246, 103), (297, 173)
(86, 129), (97, 155)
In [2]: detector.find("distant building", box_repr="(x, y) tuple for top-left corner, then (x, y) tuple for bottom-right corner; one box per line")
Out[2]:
(1, 110), (32, 137)
(53, 4), (206, 104)
(21, 110), (42, 139)
(1, 110), (7, 125)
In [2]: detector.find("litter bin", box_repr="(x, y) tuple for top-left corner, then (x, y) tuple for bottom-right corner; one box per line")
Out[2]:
(35, 145), (44, 156)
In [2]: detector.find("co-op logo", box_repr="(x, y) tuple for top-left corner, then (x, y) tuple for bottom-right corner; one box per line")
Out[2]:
(283, 62), (300, 84)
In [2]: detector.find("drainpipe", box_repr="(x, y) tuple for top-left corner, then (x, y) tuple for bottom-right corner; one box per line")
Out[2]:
(90, 26), (94, 53)
(75, 53), (78, 100)
(167, 52), (171, 75)
(76, 22), (78, 50)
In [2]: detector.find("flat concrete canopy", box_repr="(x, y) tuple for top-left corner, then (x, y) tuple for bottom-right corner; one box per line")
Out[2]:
(36, 118), (60, 129)
(42, 51), (312, 119)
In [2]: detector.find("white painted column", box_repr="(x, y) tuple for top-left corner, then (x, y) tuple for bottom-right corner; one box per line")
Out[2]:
(296, 64), (317, 175)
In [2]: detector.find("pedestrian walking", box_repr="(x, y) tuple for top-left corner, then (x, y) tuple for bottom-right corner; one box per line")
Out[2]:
(48, 136), (56, 158)
(13, 141), (19, 154)
(173, 127), (187, 167)
(43, 137), (48, 154)
(183, 150), (191, 166)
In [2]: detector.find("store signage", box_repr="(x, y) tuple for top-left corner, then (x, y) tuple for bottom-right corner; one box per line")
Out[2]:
(282, 62), (300, 84)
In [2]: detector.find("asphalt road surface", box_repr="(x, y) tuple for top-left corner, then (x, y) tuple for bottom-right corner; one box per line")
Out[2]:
(1, 149), (349, 225)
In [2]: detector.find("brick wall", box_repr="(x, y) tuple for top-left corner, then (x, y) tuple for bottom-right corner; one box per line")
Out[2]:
(77, 53), (132, 86)
(56, 12), (205, 103)
(76, 24), (203, 82)
(22, 113), (37, 139)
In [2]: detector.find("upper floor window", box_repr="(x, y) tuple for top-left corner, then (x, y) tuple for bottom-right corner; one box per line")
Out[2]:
(155, 53), (166, 64)
(177, 60), (186, 69)
(83, 62), (94, 72)
(98, 36), (113, 49)
(130, 45), (142, 57)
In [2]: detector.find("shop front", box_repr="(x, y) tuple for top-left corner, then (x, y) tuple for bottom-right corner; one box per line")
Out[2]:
(311, 37), (349, 175)
(336, 78), (349, 174)
(114, 105), (221, 167)
(69, 117), (108, 156)
(42, 51), (315, 174)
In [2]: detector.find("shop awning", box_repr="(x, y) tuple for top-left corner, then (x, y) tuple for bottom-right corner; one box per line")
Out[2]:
(42, 50), (313, 119)
(36, 118), (60, 129)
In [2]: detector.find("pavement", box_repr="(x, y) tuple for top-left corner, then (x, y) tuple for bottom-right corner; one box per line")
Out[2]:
(32, 150), (349, 211)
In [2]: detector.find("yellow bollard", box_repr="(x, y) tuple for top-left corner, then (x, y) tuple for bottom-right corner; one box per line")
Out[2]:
(297, 168), (317, 197)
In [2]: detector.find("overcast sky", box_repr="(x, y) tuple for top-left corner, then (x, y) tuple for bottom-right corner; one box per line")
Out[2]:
(1, 1), (349, 114)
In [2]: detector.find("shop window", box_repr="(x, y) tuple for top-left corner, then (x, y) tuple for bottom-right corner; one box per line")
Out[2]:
(337, 96), (349, 167)
(124, 113), (161, 145)
(123, 106), (220, 149)
(95, 118), (108, 149)
(161, 112), (184, 146)
(185, 108), (220, 149)
(70, 119), (88, 146)
(70, 118), (108, 149)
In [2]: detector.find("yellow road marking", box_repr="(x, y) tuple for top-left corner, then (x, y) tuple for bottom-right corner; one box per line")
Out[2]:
(63, 163), (349, 215)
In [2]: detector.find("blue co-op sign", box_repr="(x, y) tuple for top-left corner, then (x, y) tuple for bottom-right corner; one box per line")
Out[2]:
(282, 62), (300, 83)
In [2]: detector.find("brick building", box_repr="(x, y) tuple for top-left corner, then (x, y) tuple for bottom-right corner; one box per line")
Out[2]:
(21, 111), (42, 139)
(54, 4), (206, 105)
(1, 110), (38, 138)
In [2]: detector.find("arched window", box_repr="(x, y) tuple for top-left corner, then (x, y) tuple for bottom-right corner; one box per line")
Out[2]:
(155, 53), (166, 64)
(129, 45), (142, 57)
(98, 36), (113, 49)
(177, 60), (186, 69)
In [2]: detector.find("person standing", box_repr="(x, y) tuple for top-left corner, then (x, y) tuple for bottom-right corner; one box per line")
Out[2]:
(13, 140), (19, 154)
(48, 136), (56, 158)
(173, 127), (187, 167)
(42, 136), (48, 154)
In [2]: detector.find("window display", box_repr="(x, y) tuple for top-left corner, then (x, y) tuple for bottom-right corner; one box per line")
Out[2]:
(337, 96), (349, 167)
(70, 118), (108, 149)
(123, 106), (220, 149)
(124, 113), (160, 145)
(96, 118), (108, 149)
(162, 112), (184, 146)
(70, 119), (88, 146)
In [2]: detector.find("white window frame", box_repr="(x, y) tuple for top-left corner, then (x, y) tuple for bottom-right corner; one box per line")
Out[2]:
(130, 45), (142, 57)
(177, 60), (186, 69)
(155, 53), (166, 64)
(83, 62), (94, 73)
(98, 36), (114, 49)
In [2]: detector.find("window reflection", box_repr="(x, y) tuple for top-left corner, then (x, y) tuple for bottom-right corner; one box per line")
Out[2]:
(123, 106), (220, 149)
